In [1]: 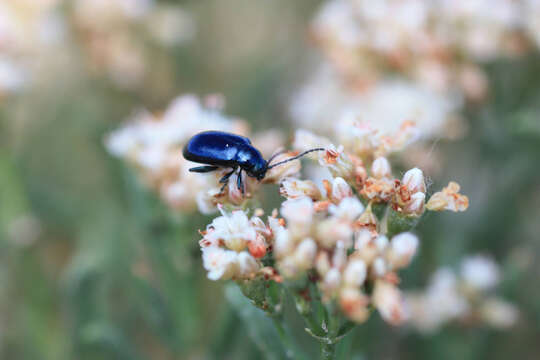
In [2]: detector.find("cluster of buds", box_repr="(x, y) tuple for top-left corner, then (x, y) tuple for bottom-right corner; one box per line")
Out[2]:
(105, 94), (284, 214)
(311, 0), (537, 102)
(405, 255), (519, 332)
(197, 128), (469, 328)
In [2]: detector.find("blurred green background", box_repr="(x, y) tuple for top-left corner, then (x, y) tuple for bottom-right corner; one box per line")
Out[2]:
(1, 1), (540, 359)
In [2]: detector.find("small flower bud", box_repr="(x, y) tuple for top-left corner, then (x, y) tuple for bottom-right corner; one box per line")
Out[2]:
(460, 255), (500, 291)
(323, 268), (342, 291)
(343, 259), (367, 287)
(315, 251), (331, 277)
(281, 197), (314, 238)
(274, 228), (293, 259)
(237, 251), (259, 277)
(373, 257), (387, 277)
(329, 197), (364, 221)
(355, 229), (373, 250)
(373, 280), (406, 325)
(294, 238), (317, 269)
(330, 177), (353, 202)
(479, 298), (519, 329)
(402, 168), (426, 194)
(280, 179), (321, 200)
(403, 192), (425, 215)
(387, 232), (419, 269)
(316, 218), (350, 249)
(248, 233), (267, 259)
(372, 157), (392, 179)
(332, 241), (348, 270)
(339, 287), (370, 323)
(319, 145), (355, 180)
(375, 235), (389, 252)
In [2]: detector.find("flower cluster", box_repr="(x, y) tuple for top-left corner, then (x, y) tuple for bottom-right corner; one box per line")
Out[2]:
(291, 0), (540, 157)
(290, 68), (463, 157)
(312, 0), (537, 102)
(197, 129), (469, 327)
(0, 0), (65, 97)
(105, 94), (285, 214)
(405, 255), (519, 332)
(0, 0), (194, 96)
(72, 0), (195, 89)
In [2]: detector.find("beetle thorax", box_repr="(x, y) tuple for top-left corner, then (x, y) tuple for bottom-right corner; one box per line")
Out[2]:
(237, 147), (267, 180)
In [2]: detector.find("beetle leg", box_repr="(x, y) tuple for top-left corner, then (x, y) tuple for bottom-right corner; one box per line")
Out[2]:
(189, 165), (219, 173)
(237, 169), (245, 195)
(218, 168), (236, 195)
(219, 168), (236, 184)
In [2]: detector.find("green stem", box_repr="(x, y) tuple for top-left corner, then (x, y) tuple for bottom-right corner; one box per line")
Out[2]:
(270, 316), (297, 360)
(321, 342), (336, 360)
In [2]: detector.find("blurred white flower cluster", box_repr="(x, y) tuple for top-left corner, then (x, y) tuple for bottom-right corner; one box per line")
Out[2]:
(405, 255), (518, 332)
(0, 0), (194, 95)
(290, 65), (463, 144)
(105, 94), (285, 214)
(197, 128), (469, 326)
(72, 0), (195, 89)
(0, 0), (65, 96)
(312, 0), (536, 100)
(291, 0), (540, 150)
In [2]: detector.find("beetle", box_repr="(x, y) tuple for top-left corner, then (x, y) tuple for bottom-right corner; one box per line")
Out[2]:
(183, 130), (324, 194)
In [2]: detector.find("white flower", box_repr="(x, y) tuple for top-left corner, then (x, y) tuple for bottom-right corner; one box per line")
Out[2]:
(201, 247), (238, 281)
(404, 192), (426, 215)
(271, 219), (293, 259)
(372, 257), (387, 277)
(294, 238), (318, 270)
(237, 251), (259, 277)
(343, 259), (367, 287)
(461, 255), (500, 291)
(330, 177), (353, 202)
(205, 210), (257, 252)
(371, 157), (392, 179)
(280, 179), (321, 200)
(323, 268), (342, 291)
(479, 298), (519, 328)
(402, 168), (426, 194)
(405, 268), (469, 332)
(387, 232), (419, 269)
(373, 280), (406, 325)
(328, 197), (364, 221)
(339, 287), (370, 323)
(281, 197), (314, 238)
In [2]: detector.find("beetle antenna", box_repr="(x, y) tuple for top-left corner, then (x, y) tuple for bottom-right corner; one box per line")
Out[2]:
(266, 148), (287, 165)
(267, 148), (325, 169)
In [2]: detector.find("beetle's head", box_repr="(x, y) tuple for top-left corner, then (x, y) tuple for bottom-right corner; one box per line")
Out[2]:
(246, 159), (267, 181)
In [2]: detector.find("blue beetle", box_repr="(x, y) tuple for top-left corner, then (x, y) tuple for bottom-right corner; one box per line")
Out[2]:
(183, 131), (323, 194)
